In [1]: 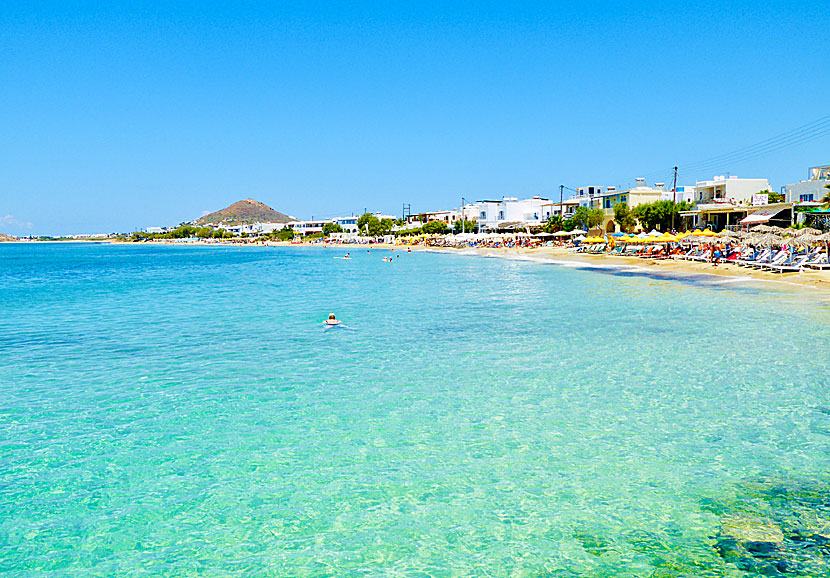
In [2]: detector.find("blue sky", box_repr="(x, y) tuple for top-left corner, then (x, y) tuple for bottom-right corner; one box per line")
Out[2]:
(2, 1), (829, 234)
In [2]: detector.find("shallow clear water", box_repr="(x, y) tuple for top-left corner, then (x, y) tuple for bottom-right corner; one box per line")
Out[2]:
(2, 243), (830, 577)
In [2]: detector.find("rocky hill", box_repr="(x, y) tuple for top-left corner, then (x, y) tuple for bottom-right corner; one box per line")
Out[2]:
(0, 233), (16, 242)
(194, 199), (294, 226)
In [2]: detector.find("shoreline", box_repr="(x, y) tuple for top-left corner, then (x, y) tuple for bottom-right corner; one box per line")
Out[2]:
(10, 238), (830, 292)
(435, 244), (830, 292)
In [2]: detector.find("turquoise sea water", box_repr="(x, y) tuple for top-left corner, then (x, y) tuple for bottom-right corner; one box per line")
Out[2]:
(2, 243), (830, 577)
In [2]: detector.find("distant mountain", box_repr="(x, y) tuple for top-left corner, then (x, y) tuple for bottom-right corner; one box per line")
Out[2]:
(0, 233), (16, 242)
(194, 199), (295, 226)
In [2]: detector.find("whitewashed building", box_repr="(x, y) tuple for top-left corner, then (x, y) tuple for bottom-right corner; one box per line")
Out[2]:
(692, 175), (771, 205)
(784, 165), (830, 203)
(467, 196), (551, 231)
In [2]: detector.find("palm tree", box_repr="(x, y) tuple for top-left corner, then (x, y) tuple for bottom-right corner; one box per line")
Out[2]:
(822, 184), (830, 207)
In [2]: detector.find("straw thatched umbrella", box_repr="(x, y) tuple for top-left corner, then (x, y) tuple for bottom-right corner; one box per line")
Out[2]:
(783, 236), (809, 247)
(750, 224), (776, 233)
(794, 227), (822, 237)
(717, 229), (745, 241)
(795, 232), (823, 245)
(752, 233), (784, 247)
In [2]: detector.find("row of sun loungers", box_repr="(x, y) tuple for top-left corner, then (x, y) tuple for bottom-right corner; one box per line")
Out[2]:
(736, 248), (830, 272)
(577, 242), (830, 274)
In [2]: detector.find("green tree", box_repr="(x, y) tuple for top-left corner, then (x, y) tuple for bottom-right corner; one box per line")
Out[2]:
(453, 219), (478, 233)
(394, 227), (423, 237)
(821, 184), (830, 206)
(763, 190), (785, 203)
(421, 221), (449, 235)
(612, 202), (636, 233)
(168, 225), (197, 238)
(569, 206), (604, 231)
(379, 218), (396, 235)
(542, 215), (563, 233)
(322, 222), (343, 235)
(276, 226), (296, 241)
(357, 213), (384, 235)
(632, 200), (693, 231)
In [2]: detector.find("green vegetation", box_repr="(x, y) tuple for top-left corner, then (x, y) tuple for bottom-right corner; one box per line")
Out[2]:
(631, 200), (693, 232)
(453, 219), (478, 234)
(274, 227), (297, 241)
(612, 202), (636, 233)
(322, 222), (343, 235)
(757, 189), (785, 203)
(542, 215), (564, 233)
(394, 227), (423, 237)
(357, 213), (395, 236)
(131, 225), (233, 241)
(421, 221), (449, 235)
(566, 206), (604, 231)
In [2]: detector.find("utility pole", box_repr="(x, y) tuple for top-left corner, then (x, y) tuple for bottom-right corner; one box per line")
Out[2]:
(671, 166), (678, 232)
(559, 185), (564, 217)
(461, 197), (466, 234)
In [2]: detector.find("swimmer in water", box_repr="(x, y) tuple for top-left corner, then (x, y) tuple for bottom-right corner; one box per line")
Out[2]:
(344, 253), (350, 259)
(324, 313), (341, 326)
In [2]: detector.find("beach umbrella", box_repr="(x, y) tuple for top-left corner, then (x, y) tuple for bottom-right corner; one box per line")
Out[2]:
(570, 229), (588, 235)
(752, 233), (784, 247)
(783, 236), (808, 247)
(660, 233), (679, 242)
(699, 229), (718, 237)
(717, 229), (741, 239)
(794, 227), (822, 237)
(751, 224), (775, 233)
(793, 232), (823, 245)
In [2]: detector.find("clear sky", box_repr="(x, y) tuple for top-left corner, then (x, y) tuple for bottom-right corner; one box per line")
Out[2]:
(2, 1), (829, 235)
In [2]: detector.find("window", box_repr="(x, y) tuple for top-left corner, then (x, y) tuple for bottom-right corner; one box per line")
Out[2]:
(620, 194), (627, 203)
(480, 211), (486, 219)
(498, 211), (504, 219)
(800, 194), (814, 202)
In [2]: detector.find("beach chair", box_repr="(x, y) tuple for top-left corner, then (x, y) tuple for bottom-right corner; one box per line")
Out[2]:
(769, 253), (811, 273)
(760, 251), (796, 271)
(750, 249), (788, 269)
(736, 248), (767, 267)
(804, 253), (830, 270)
(689, 248), (711, 262)
(673, 247), (695, 260)
(741, 249), (774, 268)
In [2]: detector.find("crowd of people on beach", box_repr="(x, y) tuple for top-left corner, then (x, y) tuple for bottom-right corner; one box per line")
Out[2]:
(573, 225), (830, 272)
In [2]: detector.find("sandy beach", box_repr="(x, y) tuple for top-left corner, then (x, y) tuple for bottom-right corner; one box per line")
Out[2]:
(406, 243), (830, 292)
